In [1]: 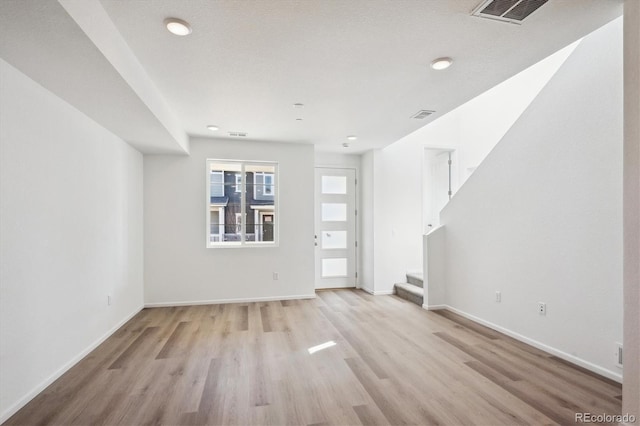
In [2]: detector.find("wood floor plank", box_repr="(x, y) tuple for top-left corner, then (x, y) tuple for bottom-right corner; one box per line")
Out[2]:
(5, 291), (622, 426)
(318, 306), (389, 380)
(238, 305), (249, 331)
(155, 321), (189, 359)
(333, 289), (361, 306)
(344, 357), (410, 425)
(260, 305), (273, 333)
(352, 404), (386, 426)
(434, 331), (523, 381)
(466, 359), (578, 425)
(434, 309), (502, 340)
(197, 358), (224, 423)
(107, 326), (159, 370)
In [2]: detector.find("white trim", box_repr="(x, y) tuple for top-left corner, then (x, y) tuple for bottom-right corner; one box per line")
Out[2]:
(145, 293), (316, 308)
(0, 305), (143, 424)
(360, 287), (394, 296)
(423, 304), (447, 310)
(437, 305), (623, 383)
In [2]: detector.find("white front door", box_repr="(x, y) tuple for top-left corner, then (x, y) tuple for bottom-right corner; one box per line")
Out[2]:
(314, 168), (357, 289)
(423, 149), (454, 232)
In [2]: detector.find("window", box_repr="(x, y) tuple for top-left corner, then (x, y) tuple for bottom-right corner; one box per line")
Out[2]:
(235, 173), (242, 192)
(210, 171), (223, 197)
(264, 174), (273, 195)
(206, 160), (278, 247)
(253, 172), (274, 199)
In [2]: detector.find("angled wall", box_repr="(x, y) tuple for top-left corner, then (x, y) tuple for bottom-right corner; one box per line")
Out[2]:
(623, 0), (640, 419)
(440, 18), (623, 379)
(364, 36), (575, 294)
(0, 59), (144, 421)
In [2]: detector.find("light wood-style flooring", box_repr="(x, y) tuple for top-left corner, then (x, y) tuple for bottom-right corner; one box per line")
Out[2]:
(6, 290), (622, 425)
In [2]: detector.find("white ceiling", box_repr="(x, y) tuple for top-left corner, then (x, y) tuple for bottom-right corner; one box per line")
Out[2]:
(0, 0), (623, 154)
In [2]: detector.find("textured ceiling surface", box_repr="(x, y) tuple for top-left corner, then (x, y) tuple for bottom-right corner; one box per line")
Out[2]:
(0, 0), (623, 153)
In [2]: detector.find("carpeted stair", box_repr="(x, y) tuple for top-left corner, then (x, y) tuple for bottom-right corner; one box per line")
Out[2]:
(394, 272), (423, 306)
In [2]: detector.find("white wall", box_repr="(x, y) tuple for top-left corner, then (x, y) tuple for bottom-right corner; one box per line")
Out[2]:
(623, 0), (640, 418)
(314, 151), (360, 170)
(360, 151), (376, 293)
(363, 34), (575, 294)
(439, 18), (623, 380)
(0, 59), (144, 422)
(423, 226), (446, 308)
(451, 41), (577, 188)
(373, 140), (424, 291)
(144, 138), (315, 305)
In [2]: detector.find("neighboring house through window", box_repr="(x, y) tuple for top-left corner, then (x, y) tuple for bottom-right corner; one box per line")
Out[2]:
(254, 172), (274, 198)
(206, 160), (277, 247)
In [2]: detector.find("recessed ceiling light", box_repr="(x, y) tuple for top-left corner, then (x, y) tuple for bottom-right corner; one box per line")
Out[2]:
(206, 125), (219, 131)
(164, 18), (192, 36)
(296, 118), (303, 121)
(346, 135), (357, 141)
(293, 103), (304, 108)
(431, 57), (453, 70)
(342, 143), (350, 148)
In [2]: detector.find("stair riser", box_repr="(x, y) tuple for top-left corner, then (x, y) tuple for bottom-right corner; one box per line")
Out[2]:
(395, 287), (423, 306)
(406, 275), (423, 288)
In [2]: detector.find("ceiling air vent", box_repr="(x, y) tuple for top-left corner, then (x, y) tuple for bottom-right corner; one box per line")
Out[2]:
(471, 0), (548, 24)
(411, 110), (435, 120)
(228, 132), (248, 137)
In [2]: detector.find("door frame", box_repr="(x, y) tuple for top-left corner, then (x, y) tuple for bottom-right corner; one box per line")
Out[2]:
(314, 166), (359, 289)
(422, 146), (458, 233)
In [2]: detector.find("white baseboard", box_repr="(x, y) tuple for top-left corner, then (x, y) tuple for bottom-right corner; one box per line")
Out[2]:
(144, 293), (316, 308)
(423, 304), (447, 310)
(360, 287), (394, 296)
(0, 305), (144, 424)
(441, 304), (623, 383)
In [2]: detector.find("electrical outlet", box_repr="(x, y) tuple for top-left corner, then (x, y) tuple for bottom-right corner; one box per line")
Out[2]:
(272, 272), (279, 280)
(538, 302), (546, 315)
(495, 291), (501, 302)
(615, 342), (623, 368)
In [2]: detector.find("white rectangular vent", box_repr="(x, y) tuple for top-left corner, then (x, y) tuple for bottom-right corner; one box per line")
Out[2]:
(228, 132), (248, 137)
(616, 343), (623, 367)
(472, 0), (548, 24)
(411, 110), (435, 120)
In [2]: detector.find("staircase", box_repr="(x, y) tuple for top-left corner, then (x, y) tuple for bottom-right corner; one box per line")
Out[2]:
(394, 272), (424, 306)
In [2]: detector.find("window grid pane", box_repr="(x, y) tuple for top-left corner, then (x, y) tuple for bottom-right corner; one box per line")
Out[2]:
(321, 231), (347, 249)
(321, 176), (347, 194)
(321, 203), (347, 222)
(207, 160), (277, 247)
(322, 258), (348, 277)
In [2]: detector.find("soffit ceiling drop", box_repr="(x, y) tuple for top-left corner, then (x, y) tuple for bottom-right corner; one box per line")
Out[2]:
(0, 0), (623, 153)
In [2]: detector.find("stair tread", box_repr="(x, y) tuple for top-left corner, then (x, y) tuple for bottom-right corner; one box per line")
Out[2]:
(394, 282), (424, 296)
(406, 272), (423, 281)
